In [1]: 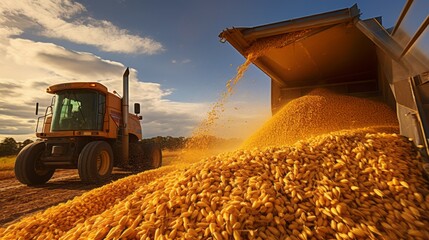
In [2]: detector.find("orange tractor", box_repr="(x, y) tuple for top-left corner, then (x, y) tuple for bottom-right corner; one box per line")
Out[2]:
(15, 68), (162, 185)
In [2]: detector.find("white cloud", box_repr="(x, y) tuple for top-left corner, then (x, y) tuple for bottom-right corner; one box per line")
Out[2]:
(0, 36), (208, 141)
(171, 59), (191, 64)
(0, 0), (164, 54)
(0, 27), (23, 39)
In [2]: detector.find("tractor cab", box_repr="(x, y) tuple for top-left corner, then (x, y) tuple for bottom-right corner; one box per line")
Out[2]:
(50, 89), (106, 131)
(36, 82), (121, 139)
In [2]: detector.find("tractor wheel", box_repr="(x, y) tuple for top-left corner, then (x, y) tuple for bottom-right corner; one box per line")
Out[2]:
(14, 141), (55, 185)
(78, 141), (113, 183)
(129, 142), (145, 171)
(143, 143), (162, 169)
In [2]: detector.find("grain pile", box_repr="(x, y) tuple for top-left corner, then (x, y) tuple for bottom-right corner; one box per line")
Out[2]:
(0, 166), (176, 239)
(1, 129), (428, 239)
(242, 89), (399, 149)
(1, 30), (427, 240)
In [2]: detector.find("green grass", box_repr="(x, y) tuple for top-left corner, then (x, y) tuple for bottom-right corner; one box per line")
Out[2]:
(0, 156), (16, 171)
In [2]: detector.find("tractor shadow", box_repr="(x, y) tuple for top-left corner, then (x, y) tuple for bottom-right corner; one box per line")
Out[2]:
(31, 168), (135, 190)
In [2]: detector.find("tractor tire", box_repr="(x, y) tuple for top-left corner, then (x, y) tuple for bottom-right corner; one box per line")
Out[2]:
(143, 143), (162, 169)
(78, 141), (113, 183)
(129, 142), (145, 171)
(14, 141), (55, 186)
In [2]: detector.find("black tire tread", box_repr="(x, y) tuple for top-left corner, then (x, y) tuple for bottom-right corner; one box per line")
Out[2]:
(78, 141), (113, 183)
(129, 142), (145, 171)
(143, 143), (162, 169)
(14, 141), (54, 185)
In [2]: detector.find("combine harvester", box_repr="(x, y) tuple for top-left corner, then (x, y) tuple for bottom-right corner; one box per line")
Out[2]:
(15, 68), (162, 185)
(219, 2), (429, 166)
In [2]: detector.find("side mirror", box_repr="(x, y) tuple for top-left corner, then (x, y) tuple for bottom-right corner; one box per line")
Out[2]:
(35, 102), (39, 115)
(134, 103), (140, 114)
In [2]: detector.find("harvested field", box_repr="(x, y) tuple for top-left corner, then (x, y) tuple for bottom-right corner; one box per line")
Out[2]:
(0, 168), (139, 227)
(0, 156), (15, 180)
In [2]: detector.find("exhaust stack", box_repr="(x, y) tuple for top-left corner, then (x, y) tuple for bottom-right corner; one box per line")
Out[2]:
(122, 68), (130, 165)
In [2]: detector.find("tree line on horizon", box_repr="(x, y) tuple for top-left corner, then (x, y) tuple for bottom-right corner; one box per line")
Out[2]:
(142, 135), (242, 150)
(0, 138), (34, 157)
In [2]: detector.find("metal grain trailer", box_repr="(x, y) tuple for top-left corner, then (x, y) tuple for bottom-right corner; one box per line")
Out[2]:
(219, 2), (429, 162)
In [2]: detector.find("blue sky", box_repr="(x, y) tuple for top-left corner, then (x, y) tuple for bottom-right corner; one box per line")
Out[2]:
(0, 0), (406, 141)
